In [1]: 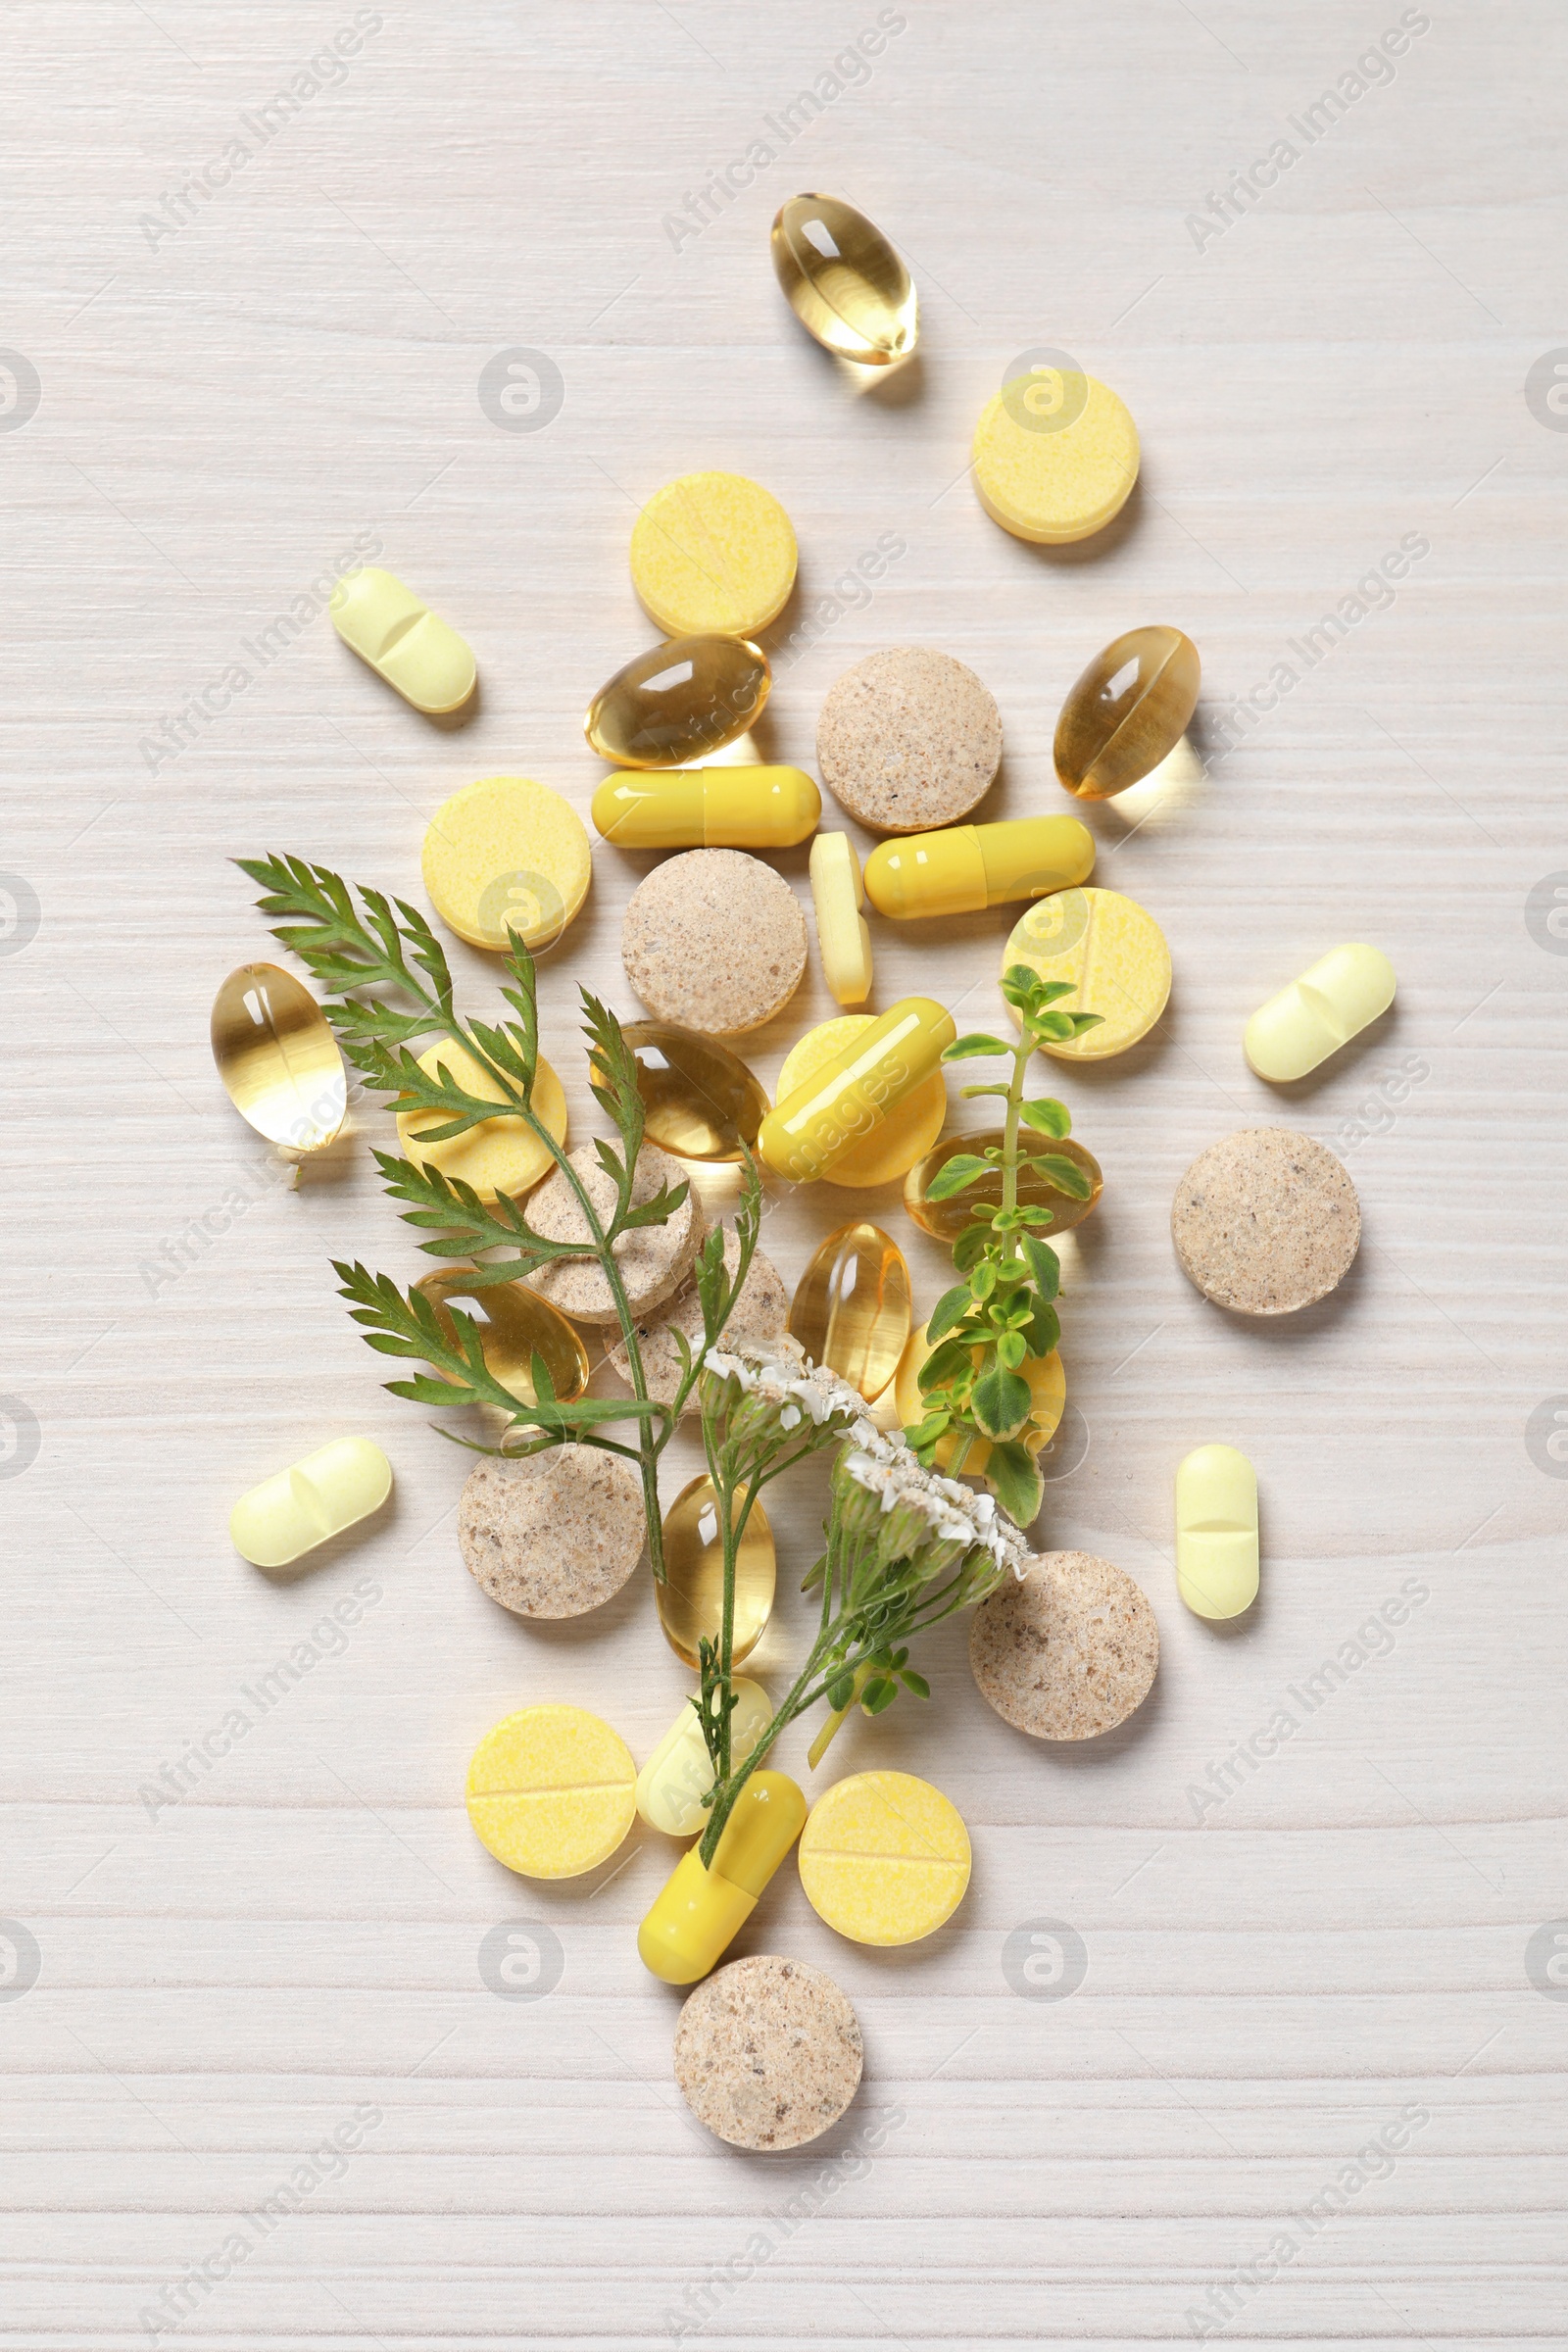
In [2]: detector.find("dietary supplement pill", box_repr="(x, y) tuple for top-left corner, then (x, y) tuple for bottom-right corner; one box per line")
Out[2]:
(457, 1446), (646, 1620)
(622, 849), (808, 1036)
(610, 1228), (789, 1412)
(636, 1680), (773, 1838)
(787, 1221), (910, 1401)
(863, 814), (1094, 920)
(1054, 625), (1200, 800)
(211, 962), (346, 1153)
(585, 635), (769, 768)
(771, 193), (916, 367)
(808, 831), (872, 1005)
(229, 1438), (392, 1569)
(1171, 1128), (1360, 1315)
(903, 1129), (1102, 1246)
(592, 765), (818, 851)
(395, 1038), (566, 1200)
(466, 1703), (637, 1880)
(629, 470), (798, 638)
(970, 1551), (1159, 1740)
(640, 1774), (808, 1985)
(1175, 1444), (1259, 1621)
(330, 565), (475, 713)
(798, 1770), (971, 1947)
(972, 368), (1140, 545)
(1244, 943), (1396, 1083)
(760, 1003), (955, 1184)
(674, 1953), (862, 2150)
(893, 1321), (1065, 1475)
(422, 775), (591, 952)
(414, 1269), (588, 1407)
(526, 1141), (706, 1326)
(817, 647), (1001, 832)
(615, 1021), (770, 1163)
(657, 1475), (776, 1669)
(1003, 887), (1171, 1060)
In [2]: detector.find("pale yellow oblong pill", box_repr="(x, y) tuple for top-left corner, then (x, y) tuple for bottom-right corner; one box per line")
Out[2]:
(635, 1680), (772, 1837)
(808, 832), (872, 1005)
(1175, 1444), (1258, 1621)
(1245, 944), (1396, 1083)
(330, 566), (476, 714)
(230, 1437), (392, 1568)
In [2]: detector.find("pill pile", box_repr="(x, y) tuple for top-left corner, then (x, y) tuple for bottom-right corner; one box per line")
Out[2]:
(215, 193), (1398, 2151)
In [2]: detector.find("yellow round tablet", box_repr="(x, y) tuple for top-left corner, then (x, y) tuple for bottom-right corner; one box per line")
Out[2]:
(798, 1770), (971, 1947)
(422, 776), (592, 953)
(1004, 886), (1170, 1060)
(894, 1321), (1064, 1472)
(466, 1702), (636, 1880)
(629, 471), (798, 638)
(972, 370), (1140, 545)
(776, 1016), (947, 1189)
(396, 1037), (566, 1199)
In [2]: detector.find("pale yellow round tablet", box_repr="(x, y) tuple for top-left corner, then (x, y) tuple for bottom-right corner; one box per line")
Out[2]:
(630, 471), (798, 638)
(466, 1702), (636, 1880)
(972, 370), (1140, 545)
(1003, 887), (1170, 1060)
(798, 1770), (971, 1946)
(808, 832), (872, 1005)
(396, 1037), (566, 1199)
(422, 776), (592, 953)
(776, 1015), (947, 1188)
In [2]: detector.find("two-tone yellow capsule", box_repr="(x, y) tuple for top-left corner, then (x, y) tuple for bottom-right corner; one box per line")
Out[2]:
(591, 766), (819, 850)
(756, 996), (956, 1183)
(638, 1770), (808, 1984)
(863, 816), (1095, 921)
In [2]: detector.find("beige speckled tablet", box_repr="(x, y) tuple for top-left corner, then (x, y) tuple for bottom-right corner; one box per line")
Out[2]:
(621, 850), (807, 1035)
(816, 648), (1002, 833)
(1172, 1127), (1360, 1315)
(609, 1228), (788, 1409)
(525, 1142), (705, 1327)
(458, 1446), (645, 1618)
(970, 1551), (1159, 1740)
(674, 1955), (863, 2152)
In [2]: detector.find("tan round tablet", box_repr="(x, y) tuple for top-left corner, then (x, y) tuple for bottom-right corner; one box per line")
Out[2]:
(457, 1446), (645, 1618)
(525, 1141), (705, 1326)
(1172, 1127), (1360, 1315)
(817, 648), (1002, 833)
(970, 1551), (1159, 1740)
(674, 1955), (863, 2152)
(609, 1228), (788, 1409)
(621, 850), (807, 1035)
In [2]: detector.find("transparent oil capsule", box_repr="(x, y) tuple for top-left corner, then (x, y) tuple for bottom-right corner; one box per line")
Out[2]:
(413, 1267), (588, 1406)
(787, 1221), (910, 1402)
(1054, 625), (1200, 801)
(903, 1129), (1103, 1246)
(657, 1475), (776, 1669)
(770, 194), (917, 368)
(615, 1021), (770, 1163)
(211, 961), (347, 1152)
(584, 635), (770, 769)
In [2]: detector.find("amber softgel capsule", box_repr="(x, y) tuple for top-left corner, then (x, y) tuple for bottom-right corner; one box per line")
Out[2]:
(211, 963), (347, 1154)
(770, 193), (917, 367)
(1054, 626), (1200, 801)
(585, 635), (769, 768)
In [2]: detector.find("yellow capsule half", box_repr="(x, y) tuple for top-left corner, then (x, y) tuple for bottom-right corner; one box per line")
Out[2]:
(329, 566), (475, 714)
(757, 997), (956, 1184)
(1244, 945), (1396, 1083)
(591, 766), (819, 850)
(229, 1438), (392, 1569)
(863, 816), (1095, 921)
(638, 1770), (808, 1984)
(1175, 1444), (1259, 1621)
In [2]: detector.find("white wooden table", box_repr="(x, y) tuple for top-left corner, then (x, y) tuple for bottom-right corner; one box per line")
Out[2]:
(5, 4), (1566, 2344)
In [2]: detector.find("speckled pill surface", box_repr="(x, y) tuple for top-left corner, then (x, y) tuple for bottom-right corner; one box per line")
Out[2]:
(622, 849), (807, 1035)
(970, 1552), (1160, 1740)
(395, 1038), (566, 1200)
(526, 1141), (705, 1326)
(466, 1702), (637, 1880)
(609, 1228), (788, 1408)
(1171, 1128), (1360, 1315)
(457, 1446), (645, 1618)
(422, 776), (592, 952)
(629, 471), (798, 638)
(816, 648), (1002, 832)
(674, 1955), (863, 2151)
(798, 1770), (971, 1947)
(774, 1015), (948, 1188)
(1004, 887), (1171, 1060)
(972, 370), (1140, 545)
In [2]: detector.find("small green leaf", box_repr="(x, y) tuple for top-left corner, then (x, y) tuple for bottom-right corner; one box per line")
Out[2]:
(985, 1439), (1043, 1529)
(1018, 1098), (1071, 1139)
(969, 1259), (997, 1300)
(1021, 1236), (1060, 1298)
(997, 1331), (1027, 1370)
(926, 1284), (976, 1343)
(923, 1154), (993, 1201)
(826, 1673), (856, 1711)
(859, 1678), (898, 1716)
(898, 1670), (931, 1700)
(1019, 1150), (1094, 1200)
(971, 1365), (1033, 1441)
(1026, 1299), (1061, 1357)
(917, 1336), (972, 1393)
(952, 1221), (994, 1271)
(943, 1033), (1012, 1060)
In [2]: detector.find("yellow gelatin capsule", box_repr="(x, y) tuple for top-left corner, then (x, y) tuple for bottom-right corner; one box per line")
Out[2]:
(466, 1702), (637, 1881)
(788, 1221), (910, 1402)
(1244, 944), (1396, 1083)
(638, 1770), (808, 1984)
(904, 1129), (1102, 1245)
(1055, 625), (1201, 801)
(413, 1268), (588, 1406)
(1004, 888), (1171, 1060)
(396, 1038), (566, 1200)
(809, 832), (872, 1006)
(798, 1771), (970, 1947)
(972, 370), (1140, 546)
(770, 193), (917, 368)
(422, 776), (591, 953)
(229, 1437), (392, 1568)
(1175, 1444), (1259, 1621)
(591, 765), (818, 850)
(863, 815), (1095, 921)
(210, 962), (347, 1152)
(584, 635), (770, 769)
(329, 565), (475, 714)
(613, 1021), (769, 1163)
(894, 1322), (1064, 1473)
(630, 471), (798, 638)
(658, 1477), (776, 1669)
(636, 1680), (773, 1837)
(759, 999), (956, 1184)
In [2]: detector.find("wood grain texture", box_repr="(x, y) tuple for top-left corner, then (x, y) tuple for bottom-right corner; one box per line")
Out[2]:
(3, 2), (1566, 2344)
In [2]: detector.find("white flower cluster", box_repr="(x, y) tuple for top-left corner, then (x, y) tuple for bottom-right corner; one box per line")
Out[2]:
(841, 1441), (1030, 1579)
(702, 1342), (880, 1446)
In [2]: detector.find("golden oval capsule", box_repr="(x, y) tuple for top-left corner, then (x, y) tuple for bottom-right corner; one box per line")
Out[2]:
(636, 1680), (773, 1837)
(584, 636), (769, 768)
(211, 962), (347, 1152)
(787, 1222), (910, 1402)
(591, 765), (818, 850)
(1054, 625), (1200, 800)
(863, 815), (1095, 921)
(657, 1476), (776, 1669)
(413, 1268), (588, 1407)
(1175, 1444), (1259, 1620)
(903, 1129), (1102, 1245)
(329, 565), (475, 713)
(1244, 944), (1396, 1083)
(230, 1437), (392, 1568)
(612, 1021), (769, 1163)
(770, 193), (916, 367)
(757, 997), (956, 1184)
(638, 1770), (807, 1984)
